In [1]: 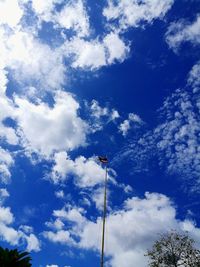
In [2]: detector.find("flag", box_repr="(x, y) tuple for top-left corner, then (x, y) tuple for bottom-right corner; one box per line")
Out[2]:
(98, 156), (108, 164)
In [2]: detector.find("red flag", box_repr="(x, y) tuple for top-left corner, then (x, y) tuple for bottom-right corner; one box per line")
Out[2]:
(98, 156), (108, 164)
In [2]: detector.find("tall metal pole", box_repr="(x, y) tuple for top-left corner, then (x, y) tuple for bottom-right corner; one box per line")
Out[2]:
(100, 165), (108, 267)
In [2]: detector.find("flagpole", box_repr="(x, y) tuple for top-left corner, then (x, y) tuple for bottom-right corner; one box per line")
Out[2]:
(100, 164), (108, 267)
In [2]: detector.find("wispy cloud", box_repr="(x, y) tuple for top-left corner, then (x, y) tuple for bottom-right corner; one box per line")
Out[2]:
(117, 63), (200, 191)
(103, 0), (174, 31)
(119, 113), (143, 137)
(166, 14), (200, 51)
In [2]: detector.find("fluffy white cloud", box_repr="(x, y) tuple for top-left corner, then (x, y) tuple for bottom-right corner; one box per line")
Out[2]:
(53, 206), (86, 226)
(46, 265), (59, 267)
(43, 229), (73, 244)
(103, 32), (130, 64)
(24, 233), (41, 252)
(0, 222), (19, 245)
(0, 0), (23, 28)
(0, 206), (14, 225)
(0, 205), (40, 251)
(55, 0), (90, 37)
(43, 205), (86, 245)
(0, 148), (14, 183)
(80, 193), (200, 267)
(44, 192), (200, 267)
(0, 189), (9, 204)
(31, 0), (62, 17)
(119, 113), (143, 136)
(50, 152), (108, 187)
(65, 32), (129, 70)
(67, 37), (106, 69)
(103, 0), (174, 31)
(45, 218), (65, 231)
(4, 30), (65, 90)
(166, 15), (200, 51)
(15, 91), (87, 158)
(32, 0), (89, 37)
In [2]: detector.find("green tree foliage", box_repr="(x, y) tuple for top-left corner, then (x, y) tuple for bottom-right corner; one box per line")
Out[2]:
(145, 231), (200, 267)
(0, 246), (32, 267)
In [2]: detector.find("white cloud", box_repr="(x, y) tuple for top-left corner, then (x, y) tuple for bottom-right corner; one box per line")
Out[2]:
(55, 0), (90, 37)
(53, 206), (86, 226)
(166, 15), (200, 51)
(0, 189), (9, 203)
(0, 69), (18, 145)
(43, 205), (86, 245)
(46, 265), (59, 267)
(188, 61), (200, 90)
(0, 68), (8, 92)
(65, 32), (129, 70)
(67, 37), (106, 69)
(119, 65), (200, 190)
(151, 88), (200, 186)
(50, 152), (108, 187)
(91, 187), (109, 211)
(32, 0), (89, 37)
(115, 57), (200, 189)
(0, 206), (14, 225)
(119, 119), (130, 136)
(19, 225), (33, 234)
(15, 91), (87, 158)
(45, 218), (65, 231)
(0, 148), (14, 183)
(0, 205), (40, 251)
(0, 188), (10, 201)
(90, 100), (110, 118)
(103, 0), (174, 31)
(23, 233), (41, 252)
(31, 0), (62, 17)
(5, 30), (65, 90)
(111, 109), (120, 120)
(90, 100), (119, 120)
(43, 229), (73, 244)
(104, 32), (130, 64)
(44, 192), (200, 267)
(0, 0), (23, 28)
(55, 190), (65, 199)
(88, 99), (120, 132)
(79, 193), (200, 267)
(0, 222), (19, 245)
(119, 113), (143, 136)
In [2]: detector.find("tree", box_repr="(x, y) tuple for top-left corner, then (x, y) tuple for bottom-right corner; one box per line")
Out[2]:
(145, 231), (200, 267)
(0, 246), (32, 267)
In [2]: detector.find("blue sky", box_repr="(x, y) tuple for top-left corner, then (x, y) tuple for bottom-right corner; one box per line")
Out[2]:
(0, 0), (200, 266)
